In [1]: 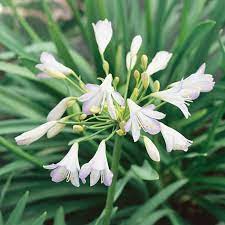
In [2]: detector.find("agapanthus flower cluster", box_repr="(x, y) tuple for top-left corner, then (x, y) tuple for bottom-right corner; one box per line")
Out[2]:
(15, 19), (215, 187)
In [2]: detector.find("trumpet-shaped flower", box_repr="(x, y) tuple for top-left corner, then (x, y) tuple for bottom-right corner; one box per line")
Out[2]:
(130, 35), (142, 55)
(47, 97), (76, 121)
(15, 121), (57, 145)
(43, 143), (80, 187)
(143, 136), (160, 162)
(47, 122), (66, 139)
(78, 74), (124, 119)
(79, 140), (113, 186)
(151, 83), (191, 119)
(125, 99), (165, 142)
(126, 35), (142, 70)
(160, 123), (192, 152)
(170, 63), (215, 100)
(36, 52), (73, 79)
(146, 51), (172, 76)
(92, 19), (113, 54)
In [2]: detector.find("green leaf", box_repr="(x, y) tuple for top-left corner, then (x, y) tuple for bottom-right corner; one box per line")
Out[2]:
(43, 0), (79, 73)
(3, 0), (41, 43)
(0, 137), (43, 167)
(0, 211), (4, 225)
(166, 20), (216, 84)
(114, 173), (131, 202)
(0, 173), (13, 207)
(140, 209), (171, 225)
(0, 61), (36, 80)
(125, 179), (188, 225)
(31, 212), (47, 225)
(204, 101), (225, 152)
(6, 191), (29, 225)
(54, 207), (66, 225)
(131, 160), (159, 181)
(0, 86), (45, 119)
(0, 24), (35, 60)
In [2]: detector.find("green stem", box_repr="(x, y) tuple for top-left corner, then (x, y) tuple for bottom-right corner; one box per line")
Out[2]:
(124, 69), (131, 100)
(103, 135), (123, 225)
(65, 77), (85, 93)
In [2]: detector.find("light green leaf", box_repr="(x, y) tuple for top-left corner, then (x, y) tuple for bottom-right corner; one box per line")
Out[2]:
(6, 191), (29, 225)
(54, 207), (66, 225)
(131, 160), (159, 181)
(31, 212), (47, 225)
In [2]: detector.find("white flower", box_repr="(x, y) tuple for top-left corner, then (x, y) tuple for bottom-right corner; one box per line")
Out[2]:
(151, 82), (191, 119)
(170, 63), (215, 100)
(15, 121), (57, 145)
(79, 140), (113, 186)
(47, 122), (65, 139)
(125, 99), (165, 142)
(47, 97), (76, 121)
(126, 52), (137, 71)
(78, 74), (124, 119)
(146, 51), (172, 76)
(126, 35), (142, 70)
(143, 136), (160, 162)
(160, 123), (192, 152)
(130, 35), (142, 55)
(36, 52), (73, 79)
(92, 19), (113, 54)
(43, 143), (80, 187)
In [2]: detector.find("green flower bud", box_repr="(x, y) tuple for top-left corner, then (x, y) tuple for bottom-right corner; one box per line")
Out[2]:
(141, 72), (149, 89)
(90, 106), (101, 114)
(134, 70), (140, 81)
(113, 76), (120, 88)
(73, 125), (84, 133)
(153, 80), (160, 92)
(141, 54), (148, 70)
(116, 129), (126, 136)
(80, 113), (87, 120)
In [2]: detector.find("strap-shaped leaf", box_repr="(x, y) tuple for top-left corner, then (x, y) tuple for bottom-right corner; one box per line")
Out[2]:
(5, 191), (29, 225)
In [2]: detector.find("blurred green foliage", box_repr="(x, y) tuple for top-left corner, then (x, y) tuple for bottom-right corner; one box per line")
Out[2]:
(0, 0), (225, 224)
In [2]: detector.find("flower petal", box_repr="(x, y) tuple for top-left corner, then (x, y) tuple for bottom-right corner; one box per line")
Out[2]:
(143, 136), (160, 162)
(146, 51), (172, 76)
(50, 166), (67, 183)
(90, 169), (101, 186)
(92, 19), (113, 54)
(79, 163), (92, 184)
(15, 121), (56, 145)
(112, 91), (125, 106)
(47, 97), (75, 121)
(130, 35), (142, 55)
(103, 169), (113, 186)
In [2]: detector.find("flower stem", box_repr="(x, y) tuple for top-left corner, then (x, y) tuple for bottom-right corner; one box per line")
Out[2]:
(103, 135), (123, 225)
(124, 69), (131, 100)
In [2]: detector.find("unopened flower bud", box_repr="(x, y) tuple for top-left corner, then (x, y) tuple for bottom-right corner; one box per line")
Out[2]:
(134, 70), (140, 81)
(141, 54), (148, 70)
(116, 129), (126, 136)
(73, 125), (84, 133)
(119, 121), (126, 130)
(90, 106), (101, 114)
(46, 69), (66, 79)
(79, 113), (87, 120)
(103, 60), (109, 74)
(47, 118), (67, 138)
(131, 88), (139, 101)
(141, 72), (149, 89)
(113, 76), (120, 88)
(153, 80), (160, 92)
(67, 98), (76, 107)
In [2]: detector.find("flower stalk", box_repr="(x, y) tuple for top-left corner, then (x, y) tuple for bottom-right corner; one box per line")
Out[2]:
(103, 135), (123, 225)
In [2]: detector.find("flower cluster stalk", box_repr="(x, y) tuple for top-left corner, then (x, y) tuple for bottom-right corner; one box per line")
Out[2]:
(103, 135), (123, 225)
